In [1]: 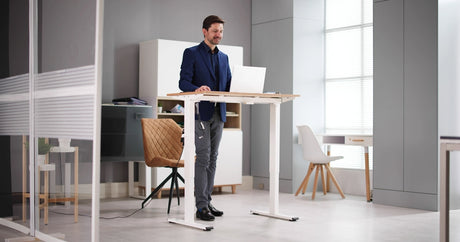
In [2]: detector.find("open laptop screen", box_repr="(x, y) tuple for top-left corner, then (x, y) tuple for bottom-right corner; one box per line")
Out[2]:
(230, 65), (266, 93)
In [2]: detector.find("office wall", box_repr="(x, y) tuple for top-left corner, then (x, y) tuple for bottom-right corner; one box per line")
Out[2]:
(373, 0), (438, 211)
(39, 0), (96, 73)
(102, 0), (253, 176)
(251, 0), (294, 192)
(8, 0), (28, 77)
(0, 0), (9, 78)
(292, 0), (325, 193)
(251, 0), (325, 192)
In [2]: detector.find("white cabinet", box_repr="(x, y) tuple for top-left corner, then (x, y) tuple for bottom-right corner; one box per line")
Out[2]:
(138, 39), (244, 195)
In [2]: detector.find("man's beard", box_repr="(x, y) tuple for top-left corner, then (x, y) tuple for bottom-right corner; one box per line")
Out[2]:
(209, 37), (221, 45)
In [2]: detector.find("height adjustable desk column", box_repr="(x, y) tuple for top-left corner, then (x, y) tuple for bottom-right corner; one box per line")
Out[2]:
(167, 91), (299, 231)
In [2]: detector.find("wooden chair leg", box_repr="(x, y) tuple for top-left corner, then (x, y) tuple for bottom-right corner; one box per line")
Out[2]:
(326, 163), (331, 192)
(324, 165), (345, 198)
(301, 163), (315, 195)
(320, 165), (327, 195)
(22, 136), (27, 222)
(312, 165), (320, 200)
(295, 163), (313, 196)
(74, 147), (79, 223)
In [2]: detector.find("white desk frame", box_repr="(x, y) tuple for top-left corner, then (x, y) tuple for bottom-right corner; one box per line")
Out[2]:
(440, 137), (460, 242)
(128, 160), (150, 199)
(167, 91), (299, 231)
(318, 134), (373, 202)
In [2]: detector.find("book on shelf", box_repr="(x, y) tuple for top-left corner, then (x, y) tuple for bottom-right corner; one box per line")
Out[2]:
(112, 97), (148, 105)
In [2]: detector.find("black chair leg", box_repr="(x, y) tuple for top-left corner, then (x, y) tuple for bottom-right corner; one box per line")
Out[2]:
(175, 169), (180, 206)
(167, 168), (178, 214)
(141, 172), (174, 209)
(177, 173), (185, 183)
(142, 167), (185, 214)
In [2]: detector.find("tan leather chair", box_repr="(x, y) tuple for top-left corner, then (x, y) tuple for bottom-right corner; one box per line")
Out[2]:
(140, 118), (184, 213)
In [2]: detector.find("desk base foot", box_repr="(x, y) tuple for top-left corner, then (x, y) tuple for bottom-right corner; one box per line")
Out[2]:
(250, 209), (299, 221)
(168, 218), (214, 231)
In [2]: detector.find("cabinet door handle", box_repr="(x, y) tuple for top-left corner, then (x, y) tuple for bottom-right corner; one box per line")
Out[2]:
(351, 139), (364, 142)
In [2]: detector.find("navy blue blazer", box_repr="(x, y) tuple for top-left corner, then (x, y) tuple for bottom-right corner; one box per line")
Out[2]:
(179, 41), (232, 122)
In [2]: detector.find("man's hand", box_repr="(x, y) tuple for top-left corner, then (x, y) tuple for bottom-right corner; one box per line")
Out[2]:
(195, 85), (211, 92)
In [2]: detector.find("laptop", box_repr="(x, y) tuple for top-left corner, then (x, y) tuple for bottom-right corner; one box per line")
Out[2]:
(230, 65), (266, 93)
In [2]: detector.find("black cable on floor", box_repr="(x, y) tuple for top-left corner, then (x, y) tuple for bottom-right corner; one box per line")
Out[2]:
(50, 207), (144, 219)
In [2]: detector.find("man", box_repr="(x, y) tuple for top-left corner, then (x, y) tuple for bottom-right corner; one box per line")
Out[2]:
(178, 15), (231, 221)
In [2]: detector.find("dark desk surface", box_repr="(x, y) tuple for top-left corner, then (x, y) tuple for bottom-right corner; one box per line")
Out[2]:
(440, 136), (460, 140)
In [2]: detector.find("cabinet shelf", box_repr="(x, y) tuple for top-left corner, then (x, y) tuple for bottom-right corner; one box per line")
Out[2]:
(157, 113), (184, 116)
(156, 96), (241, 129)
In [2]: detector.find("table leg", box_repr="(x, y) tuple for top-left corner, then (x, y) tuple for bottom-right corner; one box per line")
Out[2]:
(65, 163), (71, 207)
(326, 145), (331, 192)
(22, 136), (27, 222)
(44, 153), (49, 225)
(74, 147), (79, 223)
(128, 161), (146, 199)
(364, 147), (371, 202)
(440, 143), (449, 242)
(168, 97), (213, 231)
(250, 102), (298, 222)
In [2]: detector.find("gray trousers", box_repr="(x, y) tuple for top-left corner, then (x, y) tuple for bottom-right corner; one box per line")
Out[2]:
(194, 109), (224, 210)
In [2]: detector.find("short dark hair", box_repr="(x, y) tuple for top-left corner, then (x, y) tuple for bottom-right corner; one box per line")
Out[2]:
(202, 15), (225, 30)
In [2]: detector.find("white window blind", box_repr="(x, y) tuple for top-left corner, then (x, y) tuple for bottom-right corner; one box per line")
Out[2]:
(325, 0), (373, 169)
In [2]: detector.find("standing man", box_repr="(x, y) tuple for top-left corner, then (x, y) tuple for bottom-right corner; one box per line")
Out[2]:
(178, 15), (231, 221)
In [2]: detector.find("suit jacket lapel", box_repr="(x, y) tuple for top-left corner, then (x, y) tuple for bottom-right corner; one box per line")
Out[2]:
(217, 52), (226, 90)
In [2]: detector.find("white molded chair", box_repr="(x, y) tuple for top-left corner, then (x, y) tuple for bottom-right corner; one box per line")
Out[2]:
(296, 125), (345, 200)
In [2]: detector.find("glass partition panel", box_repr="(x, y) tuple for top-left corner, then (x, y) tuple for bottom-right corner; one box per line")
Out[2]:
(0, 0), (31, 235)
(34, 0), (97, 240)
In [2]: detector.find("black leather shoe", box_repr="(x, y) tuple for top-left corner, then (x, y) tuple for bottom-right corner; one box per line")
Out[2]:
(208, 203), (223, 216)
(196, 207), (215, 221)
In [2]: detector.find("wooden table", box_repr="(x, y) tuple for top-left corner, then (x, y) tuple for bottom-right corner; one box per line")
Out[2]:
(318, 134), (373, 202)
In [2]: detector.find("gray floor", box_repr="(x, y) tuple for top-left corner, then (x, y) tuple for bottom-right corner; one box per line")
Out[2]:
(1, 189), (457, 242)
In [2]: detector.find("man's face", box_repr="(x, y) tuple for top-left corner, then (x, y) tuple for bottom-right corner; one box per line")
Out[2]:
(203, 23), (224, 46)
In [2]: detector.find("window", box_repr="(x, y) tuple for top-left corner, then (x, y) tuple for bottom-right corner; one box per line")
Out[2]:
(325, 0), (373, 169)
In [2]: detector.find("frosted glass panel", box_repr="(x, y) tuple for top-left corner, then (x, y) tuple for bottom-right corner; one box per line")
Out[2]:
(364, 27), (373, 76)
(362, 78), (373, 130)
(325, 78), (373, 133)
(0, 74), (29, 135)
(326, 0), (361, 29)
(363, 0), (373, 24)
(325, 79), (362, 130)
(326, 29), (361, 79)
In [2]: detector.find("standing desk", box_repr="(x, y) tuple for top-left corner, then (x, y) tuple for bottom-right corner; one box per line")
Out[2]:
(440, 136), (460, 242)
(167, 91), (299, 231)
(317, 134), (373, 202)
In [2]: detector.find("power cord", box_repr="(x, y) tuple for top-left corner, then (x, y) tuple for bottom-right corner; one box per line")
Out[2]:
(50, 207), (144, 220)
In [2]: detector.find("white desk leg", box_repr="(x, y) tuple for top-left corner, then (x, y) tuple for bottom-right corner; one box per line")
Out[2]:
(128, 161), (134, 197)
(250, 102), (298, 222)
(128, 161), (147, 199)
(440, 143), (449, 242)
(145, 164), (151, 199)
(168, 97), (213, 231)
